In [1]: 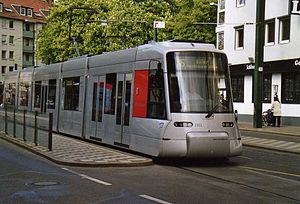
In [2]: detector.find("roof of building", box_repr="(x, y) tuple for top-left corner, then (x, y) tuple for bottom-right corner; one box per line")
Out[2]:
(0, 0), (52, 23)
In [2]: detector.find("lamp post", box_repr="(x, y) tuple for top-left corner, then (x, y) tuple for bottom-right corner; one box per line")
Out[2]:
(253, 0), (265, 128)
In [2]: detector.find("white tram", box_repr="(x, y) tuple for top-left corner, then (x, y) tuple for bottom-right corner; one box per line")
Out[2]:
(2, 40), (242, 158)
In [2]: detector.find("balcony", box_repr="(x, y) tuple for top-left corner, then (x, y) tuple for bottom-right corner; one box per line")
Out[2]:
(23, 60), (34, 67)
(23, 45), (34, 53)
(23, 31), (34, 38)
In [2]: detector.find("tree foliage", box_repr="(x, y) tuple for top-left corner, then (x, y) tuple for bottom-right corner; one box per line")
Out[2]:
(36, 0), (217, 64)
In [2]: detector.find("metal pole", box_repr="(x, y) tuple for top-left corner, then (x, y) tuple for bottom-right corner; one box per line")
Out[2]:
(34, 111), (38, 146)
(253, 0), (265, 128)
(48, 113), (53, 151)
(23, 110), (26, 141)
(153, 28), (157, 42)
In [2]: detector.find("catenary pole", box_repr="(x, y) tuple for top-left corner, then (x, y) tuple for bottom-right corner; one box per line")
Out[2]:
(253, 0), (265, 128)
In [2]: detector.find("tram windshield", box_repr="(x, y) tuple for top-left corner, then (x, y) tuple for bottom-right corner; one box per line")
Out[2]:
(167, 51), (233, 113)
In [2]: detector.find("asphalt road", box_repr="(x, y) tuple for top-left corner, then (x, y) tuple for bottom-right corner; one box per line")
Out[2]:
(0, 134), (299, 204)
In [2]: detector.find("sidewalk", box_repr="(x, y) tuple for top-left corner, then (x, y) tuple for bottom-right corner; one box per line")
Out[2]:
(0, 132), (153, 167)
(238, 122), (300, 154)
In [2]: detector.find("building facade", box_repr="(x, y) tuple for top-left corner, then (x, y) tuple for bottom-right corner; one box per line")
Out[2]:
(0, 0), (51, 88)
(215, 0), (300, 126)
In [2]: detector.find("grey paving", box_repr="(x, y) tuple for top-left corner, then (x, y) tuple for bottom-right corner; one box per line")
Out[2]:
(239, 122), (300, 154)
(0, 132), (153, 167)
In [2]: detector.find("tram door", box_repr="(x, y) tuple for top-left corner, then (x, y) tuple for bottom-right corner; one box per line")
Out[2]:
(114, 73), (132, 147)
(40, 82), (48, 113)
(89, 76), (105, 141)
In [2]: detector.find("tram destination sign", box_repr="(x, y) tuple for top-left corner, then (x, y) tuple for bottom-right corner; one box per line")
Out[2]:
(290, 0), (300, 15)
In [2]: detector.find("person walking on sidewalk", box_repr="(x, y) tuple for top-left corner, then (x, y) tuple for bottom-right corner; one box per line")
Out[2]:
(271, 96), (282, 127)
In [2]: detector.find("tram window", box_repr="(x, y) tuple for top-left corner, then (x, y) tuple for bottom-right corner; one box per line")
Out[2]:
(147, 69), (166, 119)
(48, 79), (56, 109)
(92, 83), (97, 121)
(124, 77), (131, 125)
(63, 77), (80, 111)
(34, 81), (41, 108)
(104, 73), (116, 115)
(5, 83), (16, 105)
(91, 82), (104, 122)
(116, 81), (123, 124)
(19, 81), (30, 107)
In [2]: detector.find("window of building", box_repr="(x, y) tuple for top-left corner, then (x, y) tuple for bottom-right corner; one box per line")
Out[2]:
(1, 66), (6, 74)
(219, 0), (225, 10)
(2, 50), (6, 59)
(27, 8), (32, 16)
(265, 19), (275, 45)
(9, 20), (14, 29)
(9, 51), (14, 60)
(25, 53), (30, 61)
(9, 66), (13, 72)
(9, 51), (15, 60)
(231, 75), (244, 102)
(263, 74), (272, 103)
(20, 7), (26, 16)
(1, 19), (7, 28)
(218, 32), (224, 50)
(235, 26), (244, 49)
(282, 73), (300, 104)
(0, 3), (3, 12)
(25, 23), (31, 31)
(48, 79), (56, 109)
(236, 0), (245, 7)
(279, 16), (290, 43)
(15, 64), (18, 70)
(218, 11), (225, 24)
(218, 0), (225, 25)
(9, 36), (14, 44)
(63, 77), (80, 110)
(104, 73), (116, 114)
(2, 34), (6, 43)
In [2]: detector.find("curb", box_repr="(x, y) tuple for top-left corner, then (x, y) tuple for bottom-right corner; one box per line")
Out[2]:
(241, 142), (300, 155)
(239, 127), (300, 137)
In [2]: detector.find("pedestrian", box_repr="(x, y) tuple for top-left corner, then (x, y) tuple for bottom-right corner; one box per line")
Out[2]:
(271, 96), (281, 127)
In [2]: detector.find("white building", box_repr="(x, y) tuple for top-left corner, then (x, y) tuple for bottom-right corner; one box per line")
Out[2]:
(215, 0), (300, 126)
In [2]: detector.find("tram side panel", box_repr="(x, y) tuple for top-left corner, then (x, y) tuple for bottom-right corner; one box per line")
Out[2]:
(129, 60), (169, 157)
(58, 58), (87, 137)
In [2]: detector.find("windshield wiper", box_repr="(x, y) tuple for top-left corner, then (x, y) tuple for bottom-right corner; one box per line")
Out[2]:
(205, 103), (220, 118)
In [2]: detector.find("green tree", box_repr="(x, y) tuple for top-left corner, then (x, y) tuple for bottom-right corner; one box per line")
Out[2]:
(36, 0), (216, 64)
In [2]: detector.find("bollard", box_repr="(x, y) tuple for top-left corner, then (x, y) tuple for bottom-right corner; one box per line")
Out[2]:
(48, 113), (53, 151)
(34, 111), (38, 146)
(13, 108), (16, 137)
(5, 105), (7, 134)
(23, 110), (26, 141)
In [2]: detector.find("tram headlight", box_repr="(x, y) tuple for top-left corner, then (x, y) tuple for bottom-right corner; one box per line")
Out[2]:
(222, 122), (234, 127)
(174, 122), (193, 127)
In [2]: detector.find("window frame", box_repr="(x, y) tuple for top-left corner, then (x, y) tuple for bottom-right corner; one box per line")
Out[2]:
(63, 77), (80, 111)
(231, 75), (244, 102)
(9, 51), (14, 60)
(279, 15), (290, 44)
(235, 25), (244, 50)
(282, 73), (300, 104)
(265, 19), (275, 45)
(20, 7), (26, 16)
(217, 32), (224, 50)
(236, 0), (246, 7)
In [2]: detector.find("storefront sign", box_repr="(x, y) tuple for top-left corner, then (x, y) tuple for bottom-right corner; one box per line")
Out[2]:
(291, 0), (300, 15)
